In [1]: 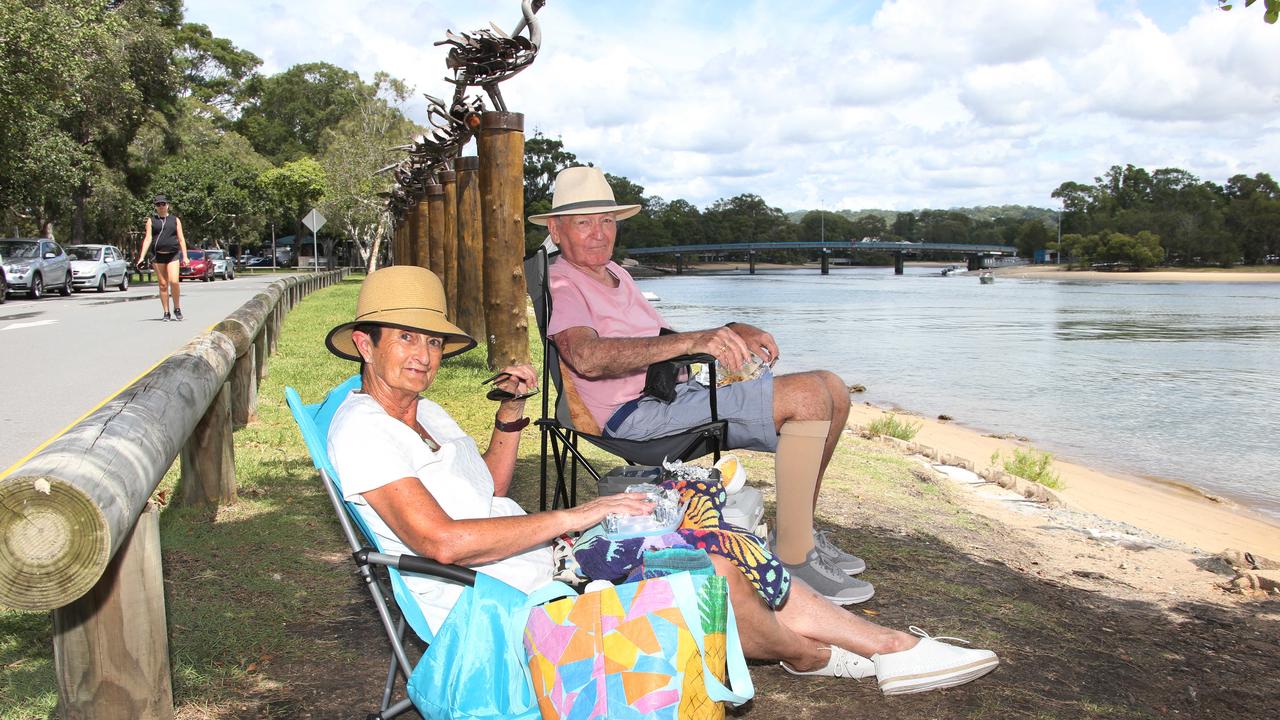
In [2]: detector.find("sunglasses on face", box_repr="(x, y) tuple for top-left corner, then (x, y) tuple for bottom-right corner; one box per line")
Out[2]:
(480, 371), (539, 401)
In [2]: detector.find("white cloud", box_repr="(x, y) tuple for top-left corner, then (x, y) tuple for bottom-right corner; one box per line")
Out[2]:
(184, 0), (1280, 212)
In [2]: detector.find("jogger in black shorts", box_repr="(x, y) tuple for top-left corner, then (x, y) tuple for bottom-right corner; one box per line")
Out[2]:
(136, 194), (189, 321)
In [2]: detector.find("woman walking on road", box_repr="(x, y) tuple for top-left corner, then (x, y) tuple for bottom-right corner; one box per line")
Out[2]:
(136, 194), (189, 321)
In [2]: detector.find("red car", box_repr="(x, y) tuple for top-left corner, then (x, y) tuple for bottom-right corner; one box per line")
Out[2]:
(179, 249), (215, 282)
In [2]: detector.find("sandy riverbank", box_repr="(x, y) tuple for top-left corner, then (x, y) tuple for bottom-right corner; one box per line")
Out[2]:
(986, 264), (1280, 283)
(845, 401), (1280, 561)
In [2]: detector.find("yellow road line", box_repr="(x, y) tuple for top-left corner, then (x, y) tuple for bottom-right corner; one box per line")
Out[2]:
(0, 355), (170, 481)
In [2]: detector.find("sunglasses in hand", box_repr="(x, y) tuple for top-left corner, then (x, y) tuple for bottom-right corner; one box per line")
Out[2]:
(481, 372), (540, 402)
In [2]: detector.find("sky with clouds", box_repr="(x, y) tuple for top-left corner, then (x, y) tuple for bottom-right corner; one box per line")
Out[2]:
(182, 0), (1280, 213)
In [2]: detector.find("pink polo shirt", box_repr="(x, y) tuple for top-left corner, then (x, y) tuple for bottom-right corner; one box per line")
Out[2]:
(547, 258), (667, 429)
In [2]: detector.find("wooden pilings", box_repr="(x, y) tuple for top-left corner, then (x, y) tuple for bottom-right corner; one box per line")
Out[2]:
(53, 503), (173, 719)
(413, 200), (430, 269)
(455, 156), (487, 342)
(749, 251), (756, 275)
(439, 170), (459, 319)
(894, 251), (905, 275)
(478, 111), (530, 368)
(821, 249), (830, 275)
(426, 182), (446, 283)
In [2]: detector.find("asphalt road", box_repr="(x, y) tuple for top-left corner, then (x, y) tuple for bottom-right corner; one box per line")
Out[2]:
(0, 271), (304, 477)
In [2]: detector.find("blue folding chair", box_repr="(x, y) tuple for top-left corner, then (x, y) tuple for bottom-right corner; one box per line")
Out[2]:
(286, 376), (479, 720)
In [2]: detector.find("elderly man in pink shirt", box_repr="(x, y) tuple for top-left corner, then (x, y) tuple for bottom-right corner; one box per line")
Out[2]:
(537, 166), (869, 605)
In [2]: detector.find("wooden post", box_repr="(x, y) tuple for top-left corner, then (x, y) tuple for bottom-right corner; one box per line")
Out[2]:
(254, 331), (267, 382)
(228, 351), (256, 428)
(455, 156), (487, 342)
(53, 503), (174, 720)
(0, 332), (236, 610)
(391, 219), (402, 265)
(821, 248), (830, 275)
(894, 251), (905, 275)
(426, 183), (446, 280)
(413, 199), (430, 269)
(478, 111), (529, 368)
(179, 381), (236, 507)
(439, 170), (459, 318)
(675, 253), (683, 275)
(749, 250), (756, 275)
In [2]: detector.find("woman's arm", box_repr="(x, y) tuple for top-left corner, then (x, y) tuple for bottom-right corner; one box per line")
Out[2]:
(362, 477), (653, 566)
(136, 218), (152, 265)
(176, 217), (188, 264)
(481, 363), (537, 495)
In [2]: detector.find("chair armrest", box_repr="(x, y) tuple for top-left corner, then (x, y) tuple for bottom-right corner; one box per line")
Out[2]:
(358, 549), (478, 586)
(666, 353), (715, 364)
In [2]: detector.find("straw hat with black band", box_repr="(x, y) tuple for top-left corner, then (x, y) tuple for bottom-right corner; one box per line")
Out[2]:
(326, 266), (476, 361)
(527, 166), (642, 225)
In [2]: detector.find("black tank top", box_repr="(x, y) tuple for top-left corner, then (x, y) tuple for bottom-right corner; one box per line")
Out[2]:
(151, 214), (179, 251)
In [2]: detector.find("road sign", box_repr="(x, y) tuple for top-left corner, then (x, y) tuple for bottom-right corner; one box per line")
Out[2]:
(302, 209), (326, 233)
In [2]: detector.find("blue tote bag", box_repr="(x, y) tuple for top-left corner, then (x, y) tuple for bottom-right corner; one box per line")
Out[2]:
(408, 572), (574, 719)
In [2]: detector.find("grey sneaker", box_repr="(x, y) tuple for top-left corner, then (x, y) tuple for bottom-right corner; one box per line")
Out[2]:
(783, 548), (875, 605)
(814, 529), (867, 576)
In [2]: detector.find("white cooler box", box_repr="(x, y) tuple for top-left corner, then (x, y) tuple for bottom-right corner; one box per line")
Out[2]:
(723, 485), (765, 534)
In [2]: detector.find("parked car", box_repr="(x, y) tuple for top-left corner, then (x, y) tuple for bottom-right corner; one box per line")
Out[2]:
(0, 238), (72, 298)
(67, 244), (130, 292)
(205, 249), (234, 280)
(244, 255), (275, 268)
(0, 250), (7, 304)
(179, 249), (215, 282)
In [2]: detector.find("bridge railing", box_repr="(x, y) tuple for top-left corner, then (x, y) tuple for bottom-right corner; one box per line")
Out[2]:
(0, 268), (349, 718)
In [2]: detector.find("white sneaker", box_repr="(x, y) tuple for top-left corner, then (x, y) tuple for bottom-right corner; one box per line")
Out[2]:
(872, 627), (999, 695)
(780, 645), (876, 679)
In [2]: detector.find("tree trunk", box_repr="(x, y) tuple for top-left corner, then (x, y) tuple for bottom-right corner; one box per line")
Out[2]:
(479, 112), (529, 369)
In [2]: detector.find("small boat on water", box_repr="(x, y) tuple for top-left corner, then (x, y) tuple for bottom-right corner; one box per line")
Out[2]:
(940, 265), (959, 276)
(642, 290), (661, 303)
(979, 272), (994, 285)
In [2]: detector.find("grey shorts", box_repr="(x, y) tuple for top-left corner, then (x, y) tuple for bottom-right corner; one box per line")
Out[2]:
(605, 367), (779, 452)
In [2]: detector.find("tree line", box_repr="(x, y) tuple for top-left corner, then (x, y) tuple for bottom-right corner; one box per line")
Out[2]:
(528, 132), (1280, 268)
(1053, 165), (1280, 267)
(1, 0), (417, 267)
(5, 2), (1276, 271)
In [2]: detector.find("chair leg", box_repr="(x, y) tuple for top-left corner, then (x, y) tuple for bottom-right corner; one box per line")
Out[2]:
(379, 617), (405, 711)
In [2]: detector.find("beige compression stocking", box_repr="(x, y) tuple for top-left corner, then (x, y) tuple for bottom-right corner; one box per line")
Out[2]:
(773, 420), (830, 565)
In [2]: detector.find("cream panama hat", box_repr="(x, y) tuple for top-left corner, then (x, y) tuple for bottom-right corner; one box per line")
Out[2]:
(325, 266), (476, 361)
(527, 166), (642, 226)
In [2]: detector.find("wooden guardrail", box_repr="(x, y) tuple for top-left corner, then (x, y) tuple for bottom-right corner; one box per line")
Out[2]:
(0, 268), (349, 718)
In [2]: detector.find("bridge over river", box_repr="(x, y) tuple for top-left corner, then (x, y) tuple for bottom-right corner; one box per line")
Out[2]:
(621, 240), (1018, 274)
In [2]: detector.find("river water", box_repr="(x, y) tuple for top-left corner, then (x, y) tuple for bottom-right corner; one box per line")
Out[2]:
(637, 267), (1280, 521)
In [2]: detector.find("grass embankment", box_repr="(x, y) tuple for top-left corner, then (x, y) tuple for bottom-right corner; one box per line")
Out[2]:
(5, 277), (1278, 718)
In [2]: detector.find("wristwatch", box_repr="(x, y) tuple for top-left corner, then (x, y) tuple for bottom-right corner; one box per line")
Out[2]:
(494, 414), (530, 432)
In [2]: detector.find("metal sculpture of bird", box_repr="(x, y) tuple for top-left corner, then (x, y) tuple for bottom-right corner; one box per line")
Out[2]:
(436, 0), (545, 112)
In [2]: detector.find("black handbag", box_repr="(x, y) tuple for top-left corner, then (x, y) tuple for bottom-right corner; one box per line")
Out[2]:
(642, 329), (684, 403)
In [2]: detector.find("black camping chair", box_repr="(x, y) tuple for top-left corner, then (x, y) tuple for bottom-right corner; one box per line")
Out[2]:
(524, 246), (725, 510)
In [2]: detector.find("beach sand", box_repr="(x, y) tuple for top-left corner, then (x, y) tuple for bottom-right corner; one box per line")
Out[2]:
(845, 401), (1280, 561)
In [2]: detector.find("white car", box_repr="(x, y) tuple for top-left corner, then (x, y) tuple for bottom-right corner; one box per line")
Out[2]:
(67, 244), (130, 292)
(205, 249), (235, 280)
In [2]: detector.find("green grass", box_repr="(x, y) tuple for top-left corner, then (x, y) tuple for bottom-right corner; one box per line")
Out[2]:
(991, 447), (1063, 489)
(866, 413), (922, 441)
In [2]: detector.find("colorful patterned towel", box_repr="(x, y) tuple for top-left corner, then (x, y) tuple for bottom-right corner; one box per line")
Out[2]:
(573, 478), (790, 608)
